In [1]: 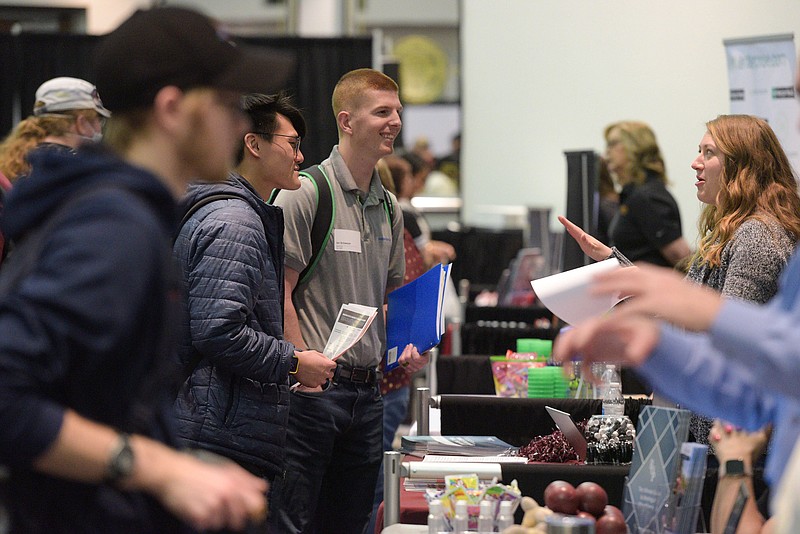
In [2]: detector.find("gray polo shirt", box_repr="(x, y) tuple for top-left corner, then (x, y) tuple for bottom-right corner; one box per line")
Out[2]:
(275, 146), (405, 368)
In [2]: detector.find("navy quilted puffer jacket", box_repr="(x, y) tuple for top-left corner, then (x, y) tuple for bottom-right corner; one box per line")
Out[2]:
(172, 172), (293, 480)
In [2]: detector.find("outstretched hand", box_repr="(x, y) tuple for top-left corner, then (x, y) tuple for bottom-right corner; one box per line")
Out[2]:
(558, 215), (612, 262)
(591, 263), (723, 332)
(552, 314), (661, 370)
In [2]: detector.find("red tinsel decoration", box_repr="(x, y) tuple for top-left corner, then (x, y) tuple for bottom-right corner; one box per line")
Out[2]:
(518, 421), (587, 463)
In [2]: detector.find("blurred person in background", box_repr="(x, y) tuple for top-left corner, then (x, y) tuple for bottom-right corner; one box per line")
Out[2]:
(0, 77), (110, 182)
(396, 152), (456, 268)
(602, 120), (692, 267)
(0, 77), (110, 266)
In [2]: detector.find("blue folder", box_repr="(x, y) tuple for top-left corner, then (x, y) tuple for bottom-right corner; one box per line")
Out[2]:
(385, 263), (451, 371)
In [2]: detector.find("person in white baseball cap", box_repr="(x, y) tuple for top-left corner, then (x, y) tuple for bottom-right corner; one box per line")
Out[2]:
(0, 76), (110, 183)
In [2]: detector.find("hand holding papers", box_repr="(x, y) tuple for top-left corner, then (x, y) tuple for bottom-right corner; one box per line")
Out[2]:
(531, 258), (624, 325)
(385, 263), (452, 371)
(322, 303), (378, 360)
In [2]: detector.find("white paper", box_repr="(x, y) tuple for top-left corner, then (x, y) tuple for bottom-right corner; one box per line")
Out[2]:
(531, 258), (623, 325)
(322, 303), (378, 360)
(422, 455), (528, 463)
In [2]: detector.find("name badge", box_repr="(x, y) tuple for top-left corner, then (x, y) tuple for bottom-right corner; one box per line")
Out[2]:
(334, 229), (362, 253)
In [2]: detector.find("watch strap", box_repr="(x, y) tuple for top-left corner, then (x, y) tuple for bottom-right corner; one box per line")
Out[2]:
(105, 432), (134, 484)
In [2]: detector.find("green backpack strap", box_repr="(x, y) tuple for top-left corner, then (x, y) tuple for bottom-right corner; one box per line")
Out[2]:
(269, 165), (335, 287)
(269, 164), (394, 288)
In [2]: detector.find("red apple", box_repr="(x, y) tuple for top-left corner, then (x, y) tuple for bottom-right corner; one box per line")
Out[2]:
(576, 511), (597, 523)
(603, 505), (625, 520)
(576, 481), (608, 517)
(596, 509), (628, 534)
(544, 480), (579, 515)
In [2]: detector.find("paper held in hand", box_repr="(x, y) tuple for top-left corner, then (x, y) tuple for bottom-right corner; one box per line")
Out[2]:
(531, 258), (624, 325)
(322, 303), (378, 360)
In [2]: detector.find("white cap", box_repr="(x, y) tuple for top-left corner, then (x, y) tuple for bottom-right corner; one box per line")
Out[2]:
(33, 77), (111, 118)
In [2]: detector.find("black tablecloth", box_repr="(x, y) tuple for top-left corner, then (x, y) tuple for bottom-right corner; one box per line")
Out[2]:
(437, 354), (652, 396)
(438, 395), (651, 447)
(465, 304), (554, 324)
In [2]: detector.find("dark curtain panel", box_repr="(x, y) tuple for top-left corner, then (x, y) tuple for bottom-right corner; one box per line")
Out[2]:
(245, 36), (373, 168)
(1, 33), (373, 169)
(0, 35), (19, 139)
(0, 34), (100, 136)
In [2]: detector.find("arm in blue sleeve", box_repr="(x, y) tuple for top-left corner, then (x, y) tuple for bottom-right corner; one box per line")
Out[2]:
(0, 193), (161, 464)
(639, 325), (779, 433)
(708, 255), (800, 400)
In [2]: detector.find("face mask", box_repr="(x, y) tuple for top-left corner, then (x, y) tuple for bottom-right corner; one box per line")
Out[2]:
(81, 127), (103, 144)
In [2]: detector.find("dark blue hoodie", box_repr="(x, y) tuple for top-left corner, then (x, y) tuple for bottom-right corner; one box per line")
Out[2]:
(0, 145), (187, 532)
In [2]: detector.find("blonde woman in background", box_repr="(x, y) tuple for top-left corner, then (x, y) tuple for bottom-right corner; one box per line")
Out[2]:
(603, 120), (692, 267)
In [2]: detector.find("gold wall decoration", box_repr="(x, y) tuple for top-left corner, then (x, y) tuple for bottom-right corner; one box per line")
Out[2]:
(393, 34), (448, 104)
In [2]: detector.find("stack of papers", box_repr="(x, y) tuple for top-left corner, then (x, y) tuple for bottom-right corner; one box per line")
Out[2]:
(422, 455), (528, 464)
(322, 303), (378, 360)
(669, 442), (708, 533)
(401, 435), (516, 458)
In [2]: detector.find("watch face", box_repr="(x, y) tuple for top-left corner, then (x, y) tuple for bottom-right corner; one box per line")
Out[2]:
(108, 434), (134, 482)
(115, 444), (135, 475)
(725, 459), (745, 476)
(289, 355), (299, 375)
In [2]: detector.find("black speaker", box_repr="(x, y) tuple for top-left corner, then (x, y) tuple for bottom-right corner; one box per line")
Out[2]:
(562, 150), (599, 271)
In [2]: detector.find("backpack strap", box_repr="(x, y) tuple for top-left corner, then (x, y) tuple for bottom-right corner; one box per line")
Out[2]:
(268, 164), (395, 288)
(177, 193), (252, 238)
(269, 165), (335, 287)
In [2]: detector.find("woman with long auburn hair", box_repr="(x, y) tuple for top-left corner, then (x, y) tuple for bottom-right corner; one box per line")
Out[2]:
(561, 114), (800, 449)
(690, 114), (800, 300)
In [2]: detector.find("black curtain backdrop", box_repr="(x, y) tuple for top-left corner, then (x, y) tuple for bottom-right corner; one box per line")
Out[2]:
(0, 33), (373, 168)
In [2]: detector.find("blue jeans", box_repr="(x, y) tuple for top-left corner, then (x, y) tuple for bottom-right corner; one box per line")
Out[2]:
(365, 386), (410, 534)
(269, 381), (383, 534)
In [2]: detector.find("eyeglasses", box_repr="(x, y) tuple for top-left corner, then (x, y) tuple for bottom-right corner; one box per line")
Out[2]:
(255, 132), (301, 156)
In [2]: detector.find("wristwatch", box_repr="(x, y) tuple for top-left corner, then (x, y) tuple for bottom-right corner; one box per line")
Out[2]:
(720, 459), (750, 478)
(289, 354), (300, 375)
(105, 433), (134, 484)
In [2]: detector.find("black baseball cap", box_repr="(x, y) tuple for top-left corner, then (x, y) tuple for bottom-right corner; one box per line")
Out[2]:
(94, 6), (295, 112)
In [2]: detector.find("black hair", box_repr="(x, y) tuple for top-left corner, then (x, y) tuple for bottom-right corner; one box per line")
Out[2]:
(236, 91), (306, 164)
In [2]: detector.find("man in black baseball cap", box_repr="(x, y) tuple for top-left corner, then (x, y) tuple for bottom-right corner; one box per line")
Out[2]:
(0, 6), (290, 532)
(94, 6), (294, 112)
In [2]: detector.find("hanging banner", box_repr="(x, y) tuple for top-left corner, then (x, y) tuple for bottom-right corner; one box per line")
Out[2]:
(724, 34), (800, 173)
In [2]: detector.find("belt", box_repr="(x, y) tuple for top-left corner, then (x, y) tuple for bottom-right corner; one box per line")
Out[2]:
(333, 364), (381, 386)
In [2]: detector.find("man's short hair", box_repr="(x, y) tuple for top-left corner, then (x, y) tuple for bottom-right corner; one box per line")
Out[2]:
(331, 68), (398, 118)
(237, 92), (306, 164)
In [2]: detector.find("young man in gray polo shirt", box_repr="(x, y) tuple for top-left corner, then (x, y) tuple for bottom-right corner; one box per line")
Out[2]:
(270, 68), (429, 533)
